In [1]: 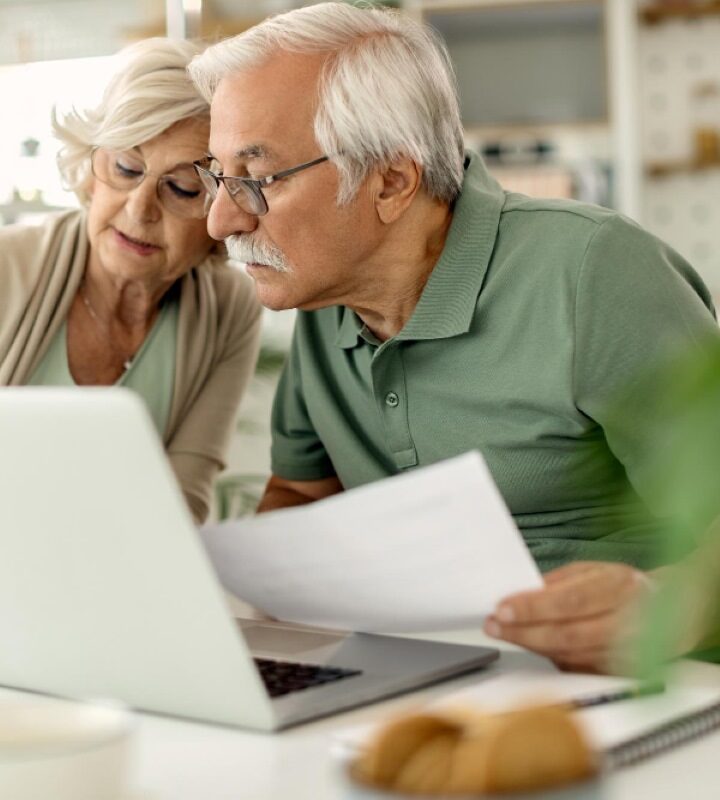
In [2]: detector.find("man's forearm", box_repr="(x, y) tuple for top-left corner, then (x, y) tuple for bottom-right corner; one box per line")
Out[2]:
(256, 485), (319, 513)
(256, 473), (344, 513)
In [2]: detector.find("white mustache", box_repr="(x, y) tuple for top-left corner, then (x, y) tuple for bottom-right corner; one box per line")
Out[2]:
(225, 235), (290, 273)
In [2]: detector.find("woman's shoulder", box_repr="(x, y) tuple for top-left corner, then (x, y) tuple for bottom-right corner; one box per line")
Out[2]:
(0, 209), (84, 252)
(1, 214), (54, 267)
(0, 219), (45, 252)
(0, 209), (86, 291)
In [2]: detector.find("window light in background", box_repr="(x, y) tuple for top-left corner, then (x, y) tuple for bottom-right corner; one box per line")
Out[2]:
(0, 56), (114, 226)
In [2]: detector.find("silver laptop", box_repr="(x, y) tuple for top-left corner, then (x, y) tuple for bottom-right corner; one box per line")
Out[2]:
(0, 388), (497, 731)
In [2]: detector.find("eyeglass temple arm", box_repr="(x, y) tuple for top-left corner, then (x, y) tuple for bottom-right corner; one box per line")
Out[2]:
(260, 155), (330, 186)
(194, 155), (330, 191)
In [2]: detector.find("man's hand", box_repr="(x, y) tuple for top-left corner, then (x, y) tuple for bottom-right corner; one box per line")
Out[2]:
(483, 561), (653, 673)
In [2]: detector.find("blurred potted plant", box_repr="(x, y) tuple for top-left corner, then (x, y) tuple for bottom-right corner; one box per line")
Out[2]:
(633, 336), (720, 674)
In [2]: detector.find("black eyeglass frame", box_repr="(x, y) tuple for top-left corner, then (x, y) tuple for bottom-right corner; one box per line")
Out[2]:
(193, 154), (330, 216)
(90, 146), (211, 219)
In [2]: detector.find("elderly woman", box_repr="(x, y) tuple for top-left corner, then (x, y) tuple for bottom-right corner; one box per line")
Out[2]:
(0, 38), (262, 524)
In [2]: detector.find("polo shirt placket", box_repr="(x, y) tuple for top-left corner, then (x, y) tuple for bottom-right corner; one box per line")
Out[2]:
(370, 339), (417, 470)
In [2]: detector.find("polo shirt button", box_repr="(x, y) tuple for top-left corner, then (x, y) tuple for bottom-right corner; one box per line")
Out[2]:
(385, 391), (399, 408)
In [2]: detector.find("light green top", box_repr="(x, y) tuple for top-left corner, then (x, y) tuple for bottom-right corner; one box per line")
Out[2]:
(29, 297), (179, 438)
(270, 151), (719, 573)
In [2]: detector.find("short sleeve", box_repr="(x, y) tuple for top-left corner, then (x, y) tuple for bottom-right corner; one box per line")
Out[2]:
(270, 320), (337, 480)
(573, 213), (719, 515)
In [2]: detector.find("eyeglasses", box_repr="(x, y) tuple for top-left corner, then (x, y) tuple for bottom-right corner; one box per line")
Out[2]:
(193, 155), (330, 216)
(91, 147), (211, 219)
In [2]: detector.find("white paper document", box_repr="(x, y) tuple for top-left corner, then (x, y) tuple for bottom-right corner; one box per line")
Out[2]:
(200, 451), (542, 633)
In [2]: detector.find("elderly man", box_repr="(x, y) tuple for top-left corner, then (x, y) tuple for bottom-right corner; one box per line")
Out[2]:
(189, 2), (719, 671)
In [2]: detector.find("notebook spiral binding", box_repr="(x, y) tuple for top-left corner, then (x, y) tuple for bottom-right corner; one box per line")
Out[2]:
(605, 699), (720, 770)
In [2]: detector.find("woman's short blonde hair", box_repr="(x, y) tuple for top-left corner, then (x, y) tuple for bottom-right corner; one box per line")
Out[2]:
(54, 37), (209, 205)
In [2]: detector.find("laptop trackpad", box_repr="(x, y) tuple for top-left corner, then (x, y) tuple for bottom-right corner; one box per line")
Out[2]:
(240, 623), (346, 658)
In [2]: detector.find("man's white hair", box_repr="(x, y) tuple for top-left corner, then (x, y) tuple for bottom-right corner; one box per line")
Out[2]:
(188, 2), (465, 205)
(54, 38), (209, 205)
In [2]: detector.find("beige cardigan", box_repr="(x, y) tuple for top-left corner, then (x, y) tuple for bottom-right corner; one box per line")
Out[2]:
(0, 209), (262, 524)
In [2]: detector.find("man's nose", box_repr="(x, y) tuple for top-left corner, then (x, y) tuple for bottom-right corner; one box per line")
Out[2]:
(206, 185), (258, 241)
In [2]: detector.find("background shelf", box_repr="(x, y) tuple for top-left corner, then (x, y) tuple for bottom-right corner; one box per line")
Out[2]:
(641, 2), (720, 25)
(646, 159), (720, 177)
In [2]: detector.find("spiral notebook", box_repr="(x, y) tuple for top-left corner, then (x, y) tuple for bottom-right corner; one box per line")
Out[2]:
(604, 694), (720, 768)
(333, 665), (720, 769)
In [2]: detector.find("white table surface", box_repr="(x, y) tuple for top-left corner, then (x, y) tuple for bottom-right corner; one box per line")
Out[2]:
(0, 587), (716, 800)
(114, 620), (720, 800)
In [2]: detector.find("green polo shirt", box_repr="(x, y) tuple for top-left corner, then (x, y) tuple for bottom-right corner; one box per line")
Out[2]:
(270, 152), (719, 573)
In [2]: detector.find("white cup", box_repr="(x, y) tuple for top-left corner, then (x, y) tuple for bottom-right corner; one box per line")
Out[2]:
(0, 695), (135, 799)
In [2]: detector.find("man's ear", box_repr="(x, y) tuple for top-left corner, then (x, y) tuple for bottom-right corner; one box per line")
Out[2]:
(372, 158), (422, 224)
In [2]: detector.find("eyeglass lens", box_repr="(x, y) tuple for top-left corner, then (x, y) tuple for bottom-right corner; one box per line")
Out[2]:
(91, 149), (210, 219)
(195, 159), (267, 216)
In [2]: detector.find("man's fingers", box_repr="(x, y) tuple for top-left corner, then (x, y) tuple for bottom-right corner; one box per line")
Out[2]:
(542, 561), (599, 585)
(552, 643), (639, 675)
(484, 609), (623, 655)
(495, 563), (645, 624)
(485, 562), (651, 675)
(554, 648), (616, 675)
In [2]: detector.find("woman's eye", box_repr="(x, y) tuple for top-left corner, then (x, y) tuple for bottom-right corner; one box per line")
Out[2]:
(115, 160), (143, 178)
(167, 180), (201, 199)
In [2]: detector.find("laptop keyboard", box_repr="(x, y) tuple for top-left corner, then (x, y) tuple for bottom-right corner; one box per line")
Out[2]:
(254, 657), (362, 698)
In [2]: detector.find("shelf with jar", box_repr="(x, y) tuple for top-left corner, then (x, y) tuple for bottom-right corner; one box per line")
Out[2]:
(640, 2), (720, 25)
(645, 158), (720, 178)
(645, 80), (720, 178)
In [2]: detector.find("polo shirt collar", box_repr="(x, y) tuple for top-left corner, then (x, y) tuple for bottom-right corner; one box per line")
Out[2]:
(334, 308), (383, 349)
(336, 151), (505, 349)
(398, 151), (505, 341)
(335, 304), (363, 348)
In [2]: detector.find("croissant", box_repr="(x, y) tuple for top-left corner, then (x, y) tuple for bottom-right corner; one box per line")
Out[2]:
(351, 704), (597, 796)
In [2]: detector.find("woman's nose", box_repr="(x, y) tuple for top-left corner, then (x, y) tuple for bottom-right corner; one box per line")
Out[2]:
(124, 177), (162, 224)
